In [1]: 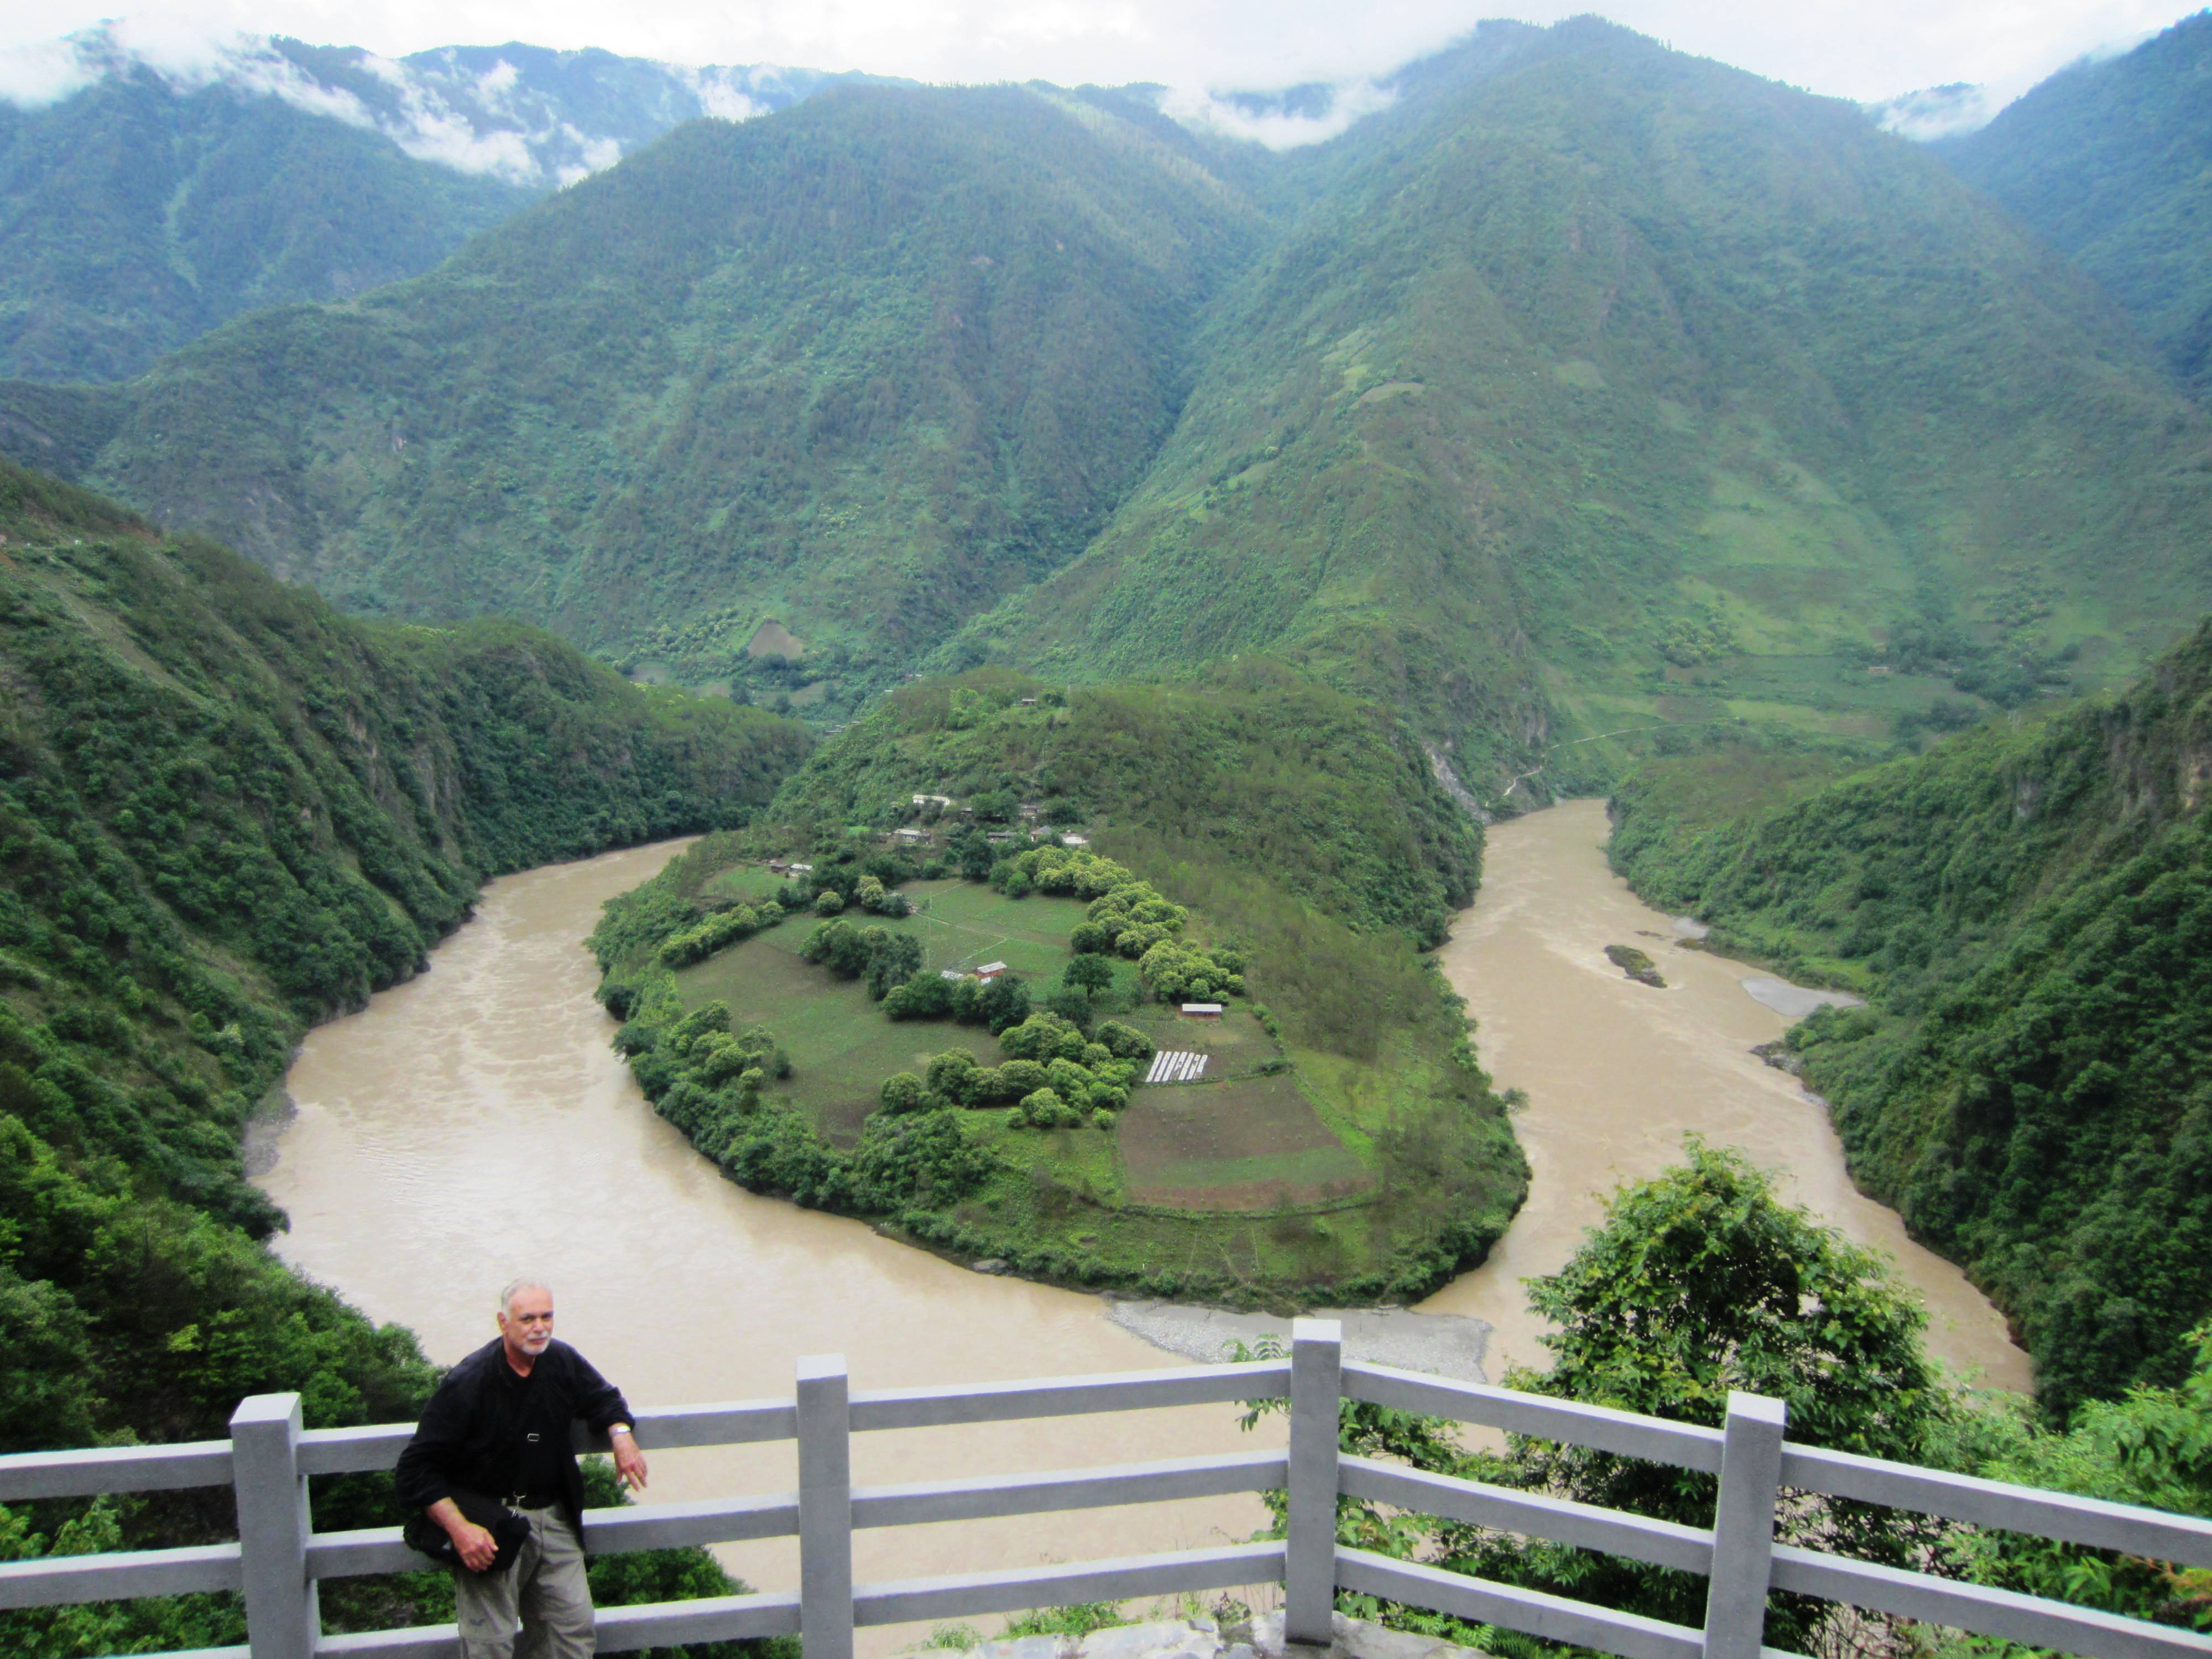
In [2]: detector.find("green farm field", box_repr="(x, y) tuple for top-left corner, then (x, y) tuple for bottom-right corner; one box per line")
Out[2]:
(671, 880), (1371, 1206)
(1118, 1074), (1373, 1210)
(1118, 1004), (1277, 1078)
(671, 882), (1092, 1139)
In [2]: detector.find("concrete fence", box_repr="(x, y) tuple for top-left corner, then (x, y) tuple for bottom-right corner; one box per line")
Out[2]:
(3, 1320), (2211, 1659)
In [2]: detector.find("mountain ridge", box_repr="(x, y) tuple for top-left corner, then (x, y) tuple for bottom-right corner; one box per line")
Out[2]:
(0, 28), (865, 381)
(6, 17), (2211, 794)
(947, 18), (2212, 785)
(1936, 11), (2212, 400)
(1, 79), (1269, 719)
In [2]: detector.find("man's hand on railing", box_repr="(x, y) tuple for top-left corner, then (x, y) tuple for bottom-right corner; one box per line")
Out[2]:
(429, 1496), (500, 1571)
(612, 1425), (649, 1493)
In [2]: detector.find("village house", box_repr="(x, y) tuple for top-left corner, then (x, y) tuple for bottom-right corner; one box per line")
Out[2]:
(1060, 833), (1090, 848)
(1180, 1001), (1224, 1018)
(911, 793), (956, 808)
(975, 961), (1009, 983)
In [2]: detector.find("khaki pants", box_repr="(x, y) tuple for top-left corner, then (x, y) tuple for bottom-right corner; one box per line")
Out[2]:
(454, 1504), (595, 1659)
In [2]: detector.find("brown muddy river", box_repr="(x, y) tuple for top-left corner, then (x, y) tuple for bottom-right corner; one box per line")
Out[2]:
(258, 805), (2026, 1642)
(259, 841), (1282, 1652)
(1422, 799), (2030, 1392)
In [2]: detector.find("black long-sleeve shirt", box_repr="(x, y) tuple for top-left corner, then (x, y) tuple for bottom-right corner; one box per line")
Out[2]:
(393, 1338), (634, 1530)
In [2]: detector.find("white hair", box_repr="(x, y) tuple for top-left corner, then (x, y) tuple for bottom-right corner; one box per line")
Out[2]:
(498, 1278), (551, 1316)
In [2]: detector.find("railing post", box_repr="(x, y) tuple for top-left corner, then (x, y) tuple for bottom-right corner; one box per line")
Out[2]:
(231, 1392), (317, 1659)
(1286, 1317), (1343, 1647)
(797, 1354), (854, 1659)
(1702, 1390), (1786, 1659)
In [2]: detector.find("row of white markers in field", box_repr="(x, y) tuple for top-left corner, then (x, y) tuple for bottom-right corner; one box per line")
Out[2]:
(1144, 1050), (1210, 1084)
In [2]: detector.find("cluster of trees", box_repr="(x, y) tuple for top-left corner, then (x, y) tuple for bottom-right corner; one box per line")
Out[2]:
(617, 993), (996, 1219)
(851, 875), (910, 916)
(880, 968), (1032, 1030)
(799, 920), (925, 1000)
(623, 1002), (791, 1105)
(992, 846), (1136, 901)
(879, 1014), (1154, 1129)
(656, 899), (789, 968)
(1609, 617), (2212, 1414)
(1263, 1142), (2212, 1657)
(1068, 878), (1189, 958)
(1135, 938), (1246, 1003)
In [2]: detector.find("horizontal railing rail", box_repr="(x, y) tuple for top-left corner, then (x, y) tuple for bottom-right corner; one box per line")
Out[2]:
(0, 1322), (2205, 1659)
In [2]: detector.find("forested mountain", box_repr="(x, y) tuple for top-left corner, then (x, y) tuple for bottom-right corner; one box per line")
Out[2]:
(6, 17), (2211, 791)
(0, 457), (805, 1444)
(1937, 12), (2212, 401)
(1608, 621), (2212, 1414)
(0, 82), (1260, 716)
(957, 18), (2212, 787)
(0, 67), (530, 383)
(0, 32), (847, 382)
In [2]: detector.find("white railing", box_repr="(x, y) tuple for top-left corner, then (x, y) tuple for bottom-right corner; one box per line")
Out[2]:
(2, 1321), (2209, 1659)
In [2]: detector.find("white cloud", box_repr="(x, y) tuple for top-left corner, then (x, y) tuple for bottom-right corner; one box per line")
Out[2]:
(385, 107), (540, 179)
(679, 64), (765, 122)
(1864, 81), (1996, 139)
(2, 1), (2202, 161)
(0, 36), (97, 106)
(1160, 77), (1399, 150)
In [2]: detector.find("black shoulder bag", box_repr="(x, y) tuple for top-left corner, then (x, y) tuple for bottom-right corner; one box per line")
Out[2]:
(403, 1489), (532, 1574)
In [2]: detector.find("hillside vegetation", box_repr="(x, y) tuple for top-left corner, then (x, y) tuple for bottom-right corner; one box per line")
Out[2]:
(9, 20), (2209, 786)
(0, 67), (533, 384)
(1938, 12), (2212, 401)
(587, 667), (1525, 1305)
(0, 33), (868, 385)
(959, 19), (2212, 787)
(1608, 620), (2212, 1416)
(0, 82), (1261, 716)
(0, 461), (807, 1648)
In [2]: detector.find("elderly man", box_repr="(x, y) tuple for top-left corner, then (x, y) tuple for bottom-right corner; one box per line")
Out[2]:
(395, 1280), (648, 1658)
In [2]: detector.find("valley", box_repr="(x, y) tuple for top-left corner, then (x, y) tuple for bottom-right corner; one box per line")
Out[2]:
(3, 8), (2211, 1653)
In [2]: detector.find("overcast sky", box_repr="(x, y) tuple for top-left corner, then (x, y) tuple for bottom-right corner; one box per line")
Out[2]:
(4, 0), (2201, 110)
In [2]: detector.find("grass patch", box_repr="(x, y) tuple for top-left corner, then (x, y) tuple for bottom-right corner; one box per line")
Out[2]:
(1119, 1073), (1372, 1211)
(1117, 1004), (1278, 1078)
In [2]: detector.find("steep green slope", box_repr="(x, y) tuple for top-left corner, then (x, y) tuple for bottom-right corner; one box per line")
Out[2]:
(0, 462), (807, 1648)
(770, 660), (1481, 945)
(956, 20), (2212, 791)
(1938, 12), (2212, 401)
(0, 82), (1261, 713)
(0, 457), (805, 1427)
(587, 666), (1524, 1305)
(0, 67), (533, 383)
(1608, 623), (2212, 1415)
